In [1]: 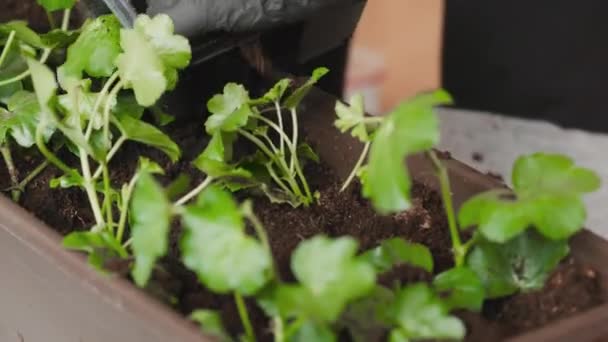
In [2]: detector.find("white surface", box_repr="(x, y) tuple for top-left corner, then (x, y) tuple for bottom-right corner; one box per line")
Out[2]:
(437, 108), (608, 238)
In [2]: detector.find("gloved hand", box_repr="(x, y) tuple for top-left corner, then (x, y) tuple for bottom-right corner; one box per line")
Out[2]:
(146, 0), (348, 36)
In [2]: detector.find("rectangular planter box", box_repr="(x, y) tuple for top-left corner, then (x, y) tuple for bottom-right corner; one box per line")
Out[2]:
(1, 89), (607, 341)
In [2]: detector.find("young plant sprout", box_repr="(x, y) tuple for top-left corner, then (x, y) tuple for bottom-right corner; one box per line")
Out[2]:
(199, 69), (328, 207)
(10, 10), (190, 254)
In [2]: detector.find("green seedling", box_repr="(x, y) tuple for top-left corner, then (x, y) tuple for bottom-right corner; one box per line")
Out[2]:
(4, 7), (190, 266)
(201, 69), (327, 207)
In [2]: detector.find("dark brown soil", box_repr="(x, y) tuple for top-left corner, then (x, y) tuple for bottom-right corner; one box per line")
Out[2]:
(1, 0), (49, 30)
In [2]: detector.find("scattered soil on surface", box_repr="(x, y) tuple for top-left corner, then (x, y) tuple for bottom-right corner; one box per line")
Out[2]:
(472, 152), (484, 162)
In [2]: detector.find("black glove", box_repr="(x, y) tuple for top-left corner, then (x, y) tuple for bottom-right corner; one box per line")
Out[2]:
(146, 0), (348, 36)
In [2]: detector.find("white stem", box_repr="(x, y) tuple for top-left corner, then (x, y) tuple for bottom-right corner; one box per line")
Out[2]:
(93, 135), (126, 180)
(289, 108), (298, 174)
(61, 9), (71, 31)
(341, 142), (371, 192)
(0, 31), (16, 68)
(274, 102), (285, 156)
(175, 177), (214, 206)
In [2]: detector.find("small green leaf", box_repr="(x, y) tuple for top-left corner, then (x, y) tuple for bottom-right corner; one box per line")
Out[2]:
(36, 0), (76, 11)
(192, 132), (250, 178)
(133, 14), (191, 69)
(115, 113), (181, 162)
(297, 143), (320, 164)
(290, 321), (336, 342)
(2, 91), (54, 147)
(284, 67), (329, 109)
(115, 14), (191, 106)
(433, 267), (484, 311)
(364, 90), (451, 214)
(63, 230), (127, 271)
(361, 238), (433, 273)
(181, 186), (272, 295)
(190, 310), (231, 342)
(0, 109), (10, 144)
(0, 43), (26, 105)
(26, 58), (57, 110)
(150, 105), (175, 126)
(205, 83), (252, 134)
(335, 94), (369, 142)
(40, 29), (79, 48)
(466, 230), (569, 298)
(338, 286), (394, 342)
(137, 156), (164, 175)
(0, 21), (43, 48)
(115, 29), (166, 107)
(63, 231), (127, 257)
(131, 172), (172, 287)
(250, 78), (292, 105)
(276, 236), (376, 322)
(26, 58), (57, 132)
(60, 15), (121, 87)
(459, 153), (599, 242)
(388, 283), (465, 341)
(513, 153), (601, 195)
(49, 172), (84, 189)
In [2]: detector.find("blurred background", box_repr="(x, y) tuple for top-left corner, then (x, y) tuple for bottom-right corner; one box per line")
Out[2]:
(345, 0), (608, 235)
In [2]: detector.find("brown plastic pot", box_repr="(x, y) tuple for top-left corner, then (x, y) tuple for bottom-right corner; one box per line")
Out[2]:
(1, 89), (607, 342)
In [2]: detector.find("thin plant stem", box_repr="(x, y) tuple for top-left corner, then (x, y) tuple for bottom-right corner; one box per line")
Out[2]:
(174, 177), (214, 206)
(265, 163), (292, 195)
(0, 9), (68, 87)
(292, 154), (312, 204)
(260, 131), (280, 155)
(35, 126), (74, 175)
(244, 209), (280, 280)
(103, 81), (124, 148)
(93, 135), (126, 180)
(117, 175), (138, 242)
(274, 102), (285, 156)
(428, 151), (464, 266)
(251, 114), (309, 195)
(1, 144), (20, 201)
(238, 128), (303, 198)
(235, 293), (256, 342)
(99, 80), (123, 232)
(0, 48), (51, 87)
(87, 72), (120, 139)
(341, 142), (370, 192)
(284, 317), (305, 341)
(273, 316), (285, 342)
(46, 11), (57, 29)
(60, 9), (71, 31)
(18, 160), (49, 190)
(252, 114), (294, 152)
(102, 164), (114, 232)
(79, 146), (105, 228)
(0, 30), (16, 68)
(244, 211), (272, 260)
(289, 108), (298, 174)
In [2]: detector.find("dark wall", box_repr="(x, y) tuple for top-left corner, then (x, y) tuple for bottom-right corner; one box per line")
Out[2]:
(443, 0), (608, 132)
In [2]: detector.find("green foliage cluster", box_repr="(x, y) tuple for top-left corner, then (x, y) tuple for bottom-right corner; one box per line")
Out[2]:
(0, 3), (600, 341)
